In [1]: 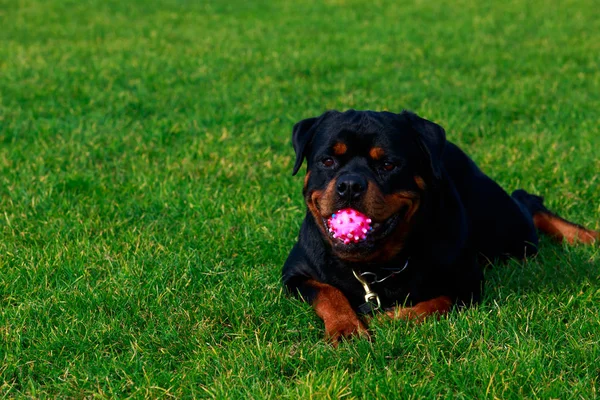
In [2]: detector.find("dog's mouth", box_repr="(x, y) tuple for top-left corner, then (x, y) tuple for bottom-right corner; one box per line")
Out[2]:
(307, 185), (418, 261)
(320, 207), (405, 252)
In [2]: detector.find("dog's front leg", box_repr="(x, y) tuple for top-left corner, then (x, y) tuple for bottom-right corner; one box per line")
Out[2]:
(385, 296), (453, 322)
(304, 280), (370, 345)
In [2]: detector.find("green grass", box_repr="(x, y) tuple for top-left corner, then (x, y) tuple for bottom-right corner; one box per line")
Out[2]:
(1, 0), (600, 397)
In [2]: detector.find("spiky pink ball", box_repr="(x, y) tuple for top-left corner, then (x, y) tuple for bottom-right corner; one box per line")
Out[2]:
(327, 208), (373, 245)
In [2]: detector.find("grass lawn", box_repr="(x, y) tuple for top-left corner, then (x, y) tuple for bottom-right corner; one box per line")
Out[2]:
(1, 0), (600, 397)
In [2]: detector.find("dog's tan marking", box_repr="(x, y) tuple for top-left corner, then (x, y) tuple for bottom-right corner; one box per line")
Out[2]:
(369, 147), (385, 160)
(346, 183), (421, 262)
(303, 171), (311, 189)
(533, 212), (598, 245)
(386, 296), (453, 321)
(414, 176), (427, 191)
(307, 280), (369, 345)
(307, 180), (338, 239)
(333, 142), (347, 156)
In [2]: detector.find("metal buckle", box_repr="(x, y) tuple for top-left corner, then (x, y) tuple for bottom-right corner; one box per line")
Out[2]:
(352, 270), (381, 310)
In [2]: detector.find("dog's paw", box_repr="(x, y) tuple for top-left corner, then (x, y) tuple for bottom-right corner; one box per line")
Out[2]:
(385, 307), (421, 321)
(384, 297), (453, 322)
(324, 315), (370, 346)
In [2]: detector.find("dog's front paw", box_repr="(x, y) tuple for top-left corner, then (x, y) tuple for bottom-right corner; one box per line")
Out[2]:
(324, 315), (370, 346)
(385, 307), (420, 321)
(384, 296), (453, 322)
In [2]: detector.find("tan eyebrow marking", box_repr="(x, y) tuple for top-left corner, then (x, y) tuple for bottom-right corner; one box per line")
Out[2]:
(333, 142), (347, 155)
(369, 147), (385, 160)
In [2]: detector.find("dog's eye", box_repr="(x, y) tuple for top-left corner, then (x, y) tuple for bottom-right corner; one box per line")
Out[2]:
(321, 158), (335, 168)
(381, 162), (396, 172)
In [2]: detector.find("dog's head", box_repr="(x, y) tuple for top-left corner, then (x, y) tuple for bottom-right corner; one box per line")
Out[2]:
(292, 110), (446, 262)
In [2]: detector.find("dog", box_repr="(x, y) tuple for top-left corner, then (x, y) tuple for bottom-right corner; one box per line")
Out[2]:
(282, 110), (598, 345)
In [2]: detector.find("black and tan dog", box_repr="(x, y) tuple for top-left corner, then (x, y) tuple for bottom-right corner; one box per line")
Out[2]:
(282, 110), (598, 345)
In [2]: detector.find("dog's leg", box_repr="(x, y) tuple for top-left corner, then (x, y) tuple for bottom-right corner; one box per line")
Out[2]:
(532, 212), (599, 245)
(512, 189), (598, 245)
(385, 296), (453, 322)
(304, 280), (370, 345)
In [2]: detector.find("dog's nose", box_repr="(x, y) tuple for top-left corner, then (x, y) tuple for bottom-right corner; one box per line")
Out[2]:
(336, 174), (367, 200)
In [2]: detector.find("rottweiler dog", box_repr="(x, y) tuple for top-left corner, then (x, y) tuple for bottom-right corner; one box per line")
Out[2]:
(282, 110), (598, 345)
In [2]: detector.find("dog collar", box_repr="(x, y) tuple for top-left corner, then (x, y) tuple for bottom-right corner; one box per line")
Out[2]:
(353, 259), (410, 315)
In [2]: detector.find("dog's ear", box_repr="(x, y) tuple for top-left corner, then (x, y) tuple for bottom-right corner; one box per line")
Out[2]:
(402, 110), (447, 180)
(291, 117), (318, 176)
(291, 112), (332, 176)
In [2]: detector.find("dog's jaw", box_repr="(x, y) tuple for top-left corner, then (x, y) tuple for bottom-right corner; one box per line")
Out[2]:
(307, 190), (420, 263)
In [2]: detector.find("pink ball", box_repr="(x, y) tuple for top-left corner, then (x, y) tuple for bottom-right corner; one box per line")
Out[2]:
(326, 208), (373, 245)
